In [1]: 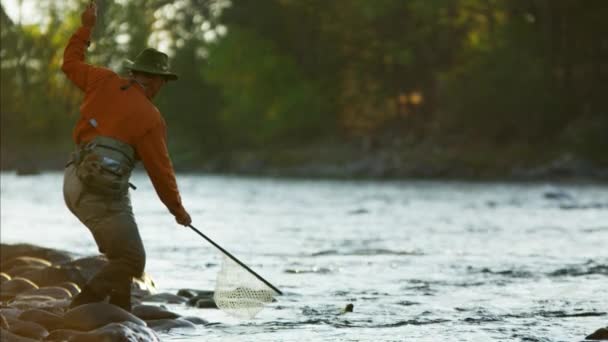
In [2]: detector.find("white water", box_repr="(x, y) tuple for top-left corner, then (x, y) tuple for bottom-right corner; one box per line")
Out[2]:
(1, 172), (607, 341)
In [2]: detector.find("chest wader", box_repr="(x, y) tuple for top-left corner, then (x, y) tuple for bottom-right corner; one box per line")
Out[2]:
(68, 136), (137, 200)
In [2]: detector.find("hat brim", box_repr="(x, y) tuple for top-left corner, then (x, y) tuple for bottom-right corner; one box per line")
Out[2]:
(124, 60), (178, 81)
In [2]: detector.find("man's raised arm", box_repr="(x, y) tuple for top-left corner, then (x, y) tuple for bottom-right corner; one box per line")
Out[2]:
(61, 1), (112, 91)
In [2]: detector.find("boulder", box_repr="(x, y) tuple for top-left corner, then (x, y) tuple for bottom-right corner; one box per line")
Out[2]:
(18, 286), (72, 300)
(63, 303), (145, 331)
(0, 272), (10, 283)
(0, 244), (72, 264)
(69, 321), (160, 342)
(57, 282), (81, 296)
(0, 277), (38, 300)
(19, 265), (86, 288)
(1, 256), (52, 271)
(5, 316), (48, 340)
(142, 292), (188, 304)
(0, 328), (38, 342)
(4, 265), (47, 278)
(145, 318), (197, 331)
(18, 309), (64, 331)
(587, 327), (608, 340)
(132, 304), (180, 320)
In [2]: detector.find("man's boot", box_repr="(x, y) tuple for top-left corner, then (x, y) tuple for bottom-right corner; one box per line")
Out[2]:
(69, 285), (105, 309)
(109, 288), (132, 312)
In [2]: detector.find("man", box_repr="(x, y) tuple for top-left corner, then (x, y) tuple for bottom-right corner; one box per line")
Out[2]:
(62, 1), (191, 312)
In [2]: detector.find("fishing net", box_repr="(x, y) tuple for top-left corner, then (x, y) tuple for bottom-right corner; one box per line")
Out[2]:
(213, 253), (277, 319)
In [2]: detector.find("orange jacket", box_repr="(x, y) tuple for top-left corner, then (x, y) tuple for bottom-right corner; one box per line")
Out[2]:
(62, 26), (187, 221)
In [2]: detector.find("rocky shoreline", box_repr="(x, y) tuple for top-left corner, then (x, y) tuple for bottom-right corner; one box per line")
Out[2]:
(0, 243), (218, 341)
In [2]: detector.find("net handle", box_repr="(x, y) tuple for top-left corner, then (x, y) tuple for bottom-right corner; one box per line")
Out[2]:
(188, 224), (283, 295)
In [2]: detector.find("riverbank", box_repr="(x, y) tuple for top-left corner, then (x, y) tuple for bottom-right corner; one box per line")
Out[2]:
(2, 140), (607, 181)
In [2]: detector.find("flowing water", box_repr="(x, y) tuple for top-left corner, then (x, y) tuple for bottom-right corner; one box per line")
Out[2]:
(1, 172), (607, 341)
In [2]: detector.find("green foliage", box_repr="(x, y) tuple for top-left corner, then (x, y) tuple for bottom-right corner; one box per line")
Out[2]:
(1, 0), (607, 170)
(203, 27), (328, 146)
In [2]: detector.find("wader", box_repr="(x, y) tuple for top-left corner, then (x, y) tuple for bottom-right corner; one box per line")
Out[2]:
(63, 136), (144, 312)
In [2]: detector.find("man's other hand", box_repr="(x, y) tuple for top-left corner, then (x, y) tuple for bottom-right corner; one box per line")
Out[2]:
(176, 211), (192, 227)
(82, 1), (97, 28)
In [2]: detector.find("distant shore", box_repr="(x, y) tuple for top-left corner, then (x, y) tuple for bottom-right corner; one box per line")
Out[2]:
(1, 142), (607, 182)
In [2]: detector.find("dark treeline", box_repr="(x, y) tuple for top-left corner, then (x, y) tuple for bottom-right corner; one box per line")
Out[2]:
(1, 0), (607, 178)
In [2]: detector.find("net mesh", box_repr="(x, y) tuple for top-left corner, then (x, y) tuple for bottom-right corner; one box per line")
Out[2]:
(213, 253), (276, 319)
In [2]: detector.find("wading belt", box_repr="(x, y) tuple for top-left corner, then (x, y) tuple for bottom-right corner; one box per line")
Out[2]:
(67, 136), (137, 197)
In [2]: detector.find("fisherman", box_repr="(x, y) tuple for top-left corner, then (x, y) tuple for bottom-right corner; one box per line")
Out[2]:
(61, 1), (191, 311)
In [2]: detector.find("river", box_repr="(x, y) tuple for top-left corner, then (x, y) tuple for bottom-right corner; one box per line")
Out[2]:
(1, 172), (607, 341)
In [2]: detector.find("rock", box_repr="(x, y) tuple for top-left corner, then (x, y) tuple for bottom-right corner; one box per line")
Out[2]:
(5, 316), (48, 340)
(142, 292), (188, 304)
(181, 316), (208, 325)
(0, 328), (38, 342)
(18, 309), (64, 331)
(63, 303), (145, 331)
(587, 327), (608, 340)
(0, 277), (38, 300)
(57, 282), (81, 296)
(177, 288), (213, 298)
(1, 313), (8, 329)
(0, 244), (72, 265)
(4, 265), (46, 278)
(145, 318), (197, 331)
(60, 256), (108, 282)
(1, 256), (52, 271)
(19, 265), (86, 288)
(343, 303), (354, 313)
(187, 294), (217, 308)
(132, 304), (180, 320)
(8, 295), (69, 312)
(69, 321), (160, 342)
(18, 286), (72, 300)
(44, 329), (86, 341)
(0, 273), (11, 283)
(0, 308), (23, 320)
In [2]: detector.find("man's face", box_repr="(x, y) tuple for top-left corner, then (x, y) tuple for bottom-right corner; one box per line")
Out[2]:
(145, 75), (168, 99)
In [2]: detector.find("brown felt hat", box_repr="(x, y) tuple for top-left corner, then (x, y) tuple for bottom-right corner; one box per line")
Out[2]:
(124, 48), (178, 81)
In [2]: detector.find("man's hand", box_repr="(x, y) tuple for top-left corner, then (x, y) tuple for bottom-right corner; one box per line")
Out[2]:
(81, 1), (97, 28)
(176, 211), (192, 227)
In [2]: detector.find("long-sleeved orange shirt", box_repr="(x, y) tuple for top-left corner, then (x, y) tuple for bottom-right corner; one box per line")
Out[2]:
(62, 26), (187, 220)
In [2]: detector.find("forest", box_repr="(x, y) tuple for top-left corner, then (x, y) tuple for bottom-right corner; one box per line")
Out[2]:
(1, 0), (607, 179)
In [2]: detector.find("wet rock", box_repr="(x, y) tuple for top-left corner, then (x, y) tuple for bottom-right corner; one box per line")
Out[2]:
(181, 316), (208, 325)
(19, 265), (86, 288)
(45, 329), (86, 341)
(1, 256), (53, 271)
(0, 328), (38, 342)
(187, 295), (217, 309)
(1, 313), (8, 329)
(18, 286), (72, 300)
(0, 244), (72, 265)
(8, 295), (70, 312)
(1, 273), (11, 283)
(69, 321), (160, 342)
(63, 303), (145, 331)
(56, 282), (81, 296)
(4, 265), (47, 278)
(178, 289), (213, 298)
(132, 304), (180, 320)
(146, 317), (197, 331)
(142, 292), (188, 304)
(587, 327), (608, 340)
(0, 308), (23, 320)
(18, 309), (64, 331)
(5, 316), (48, 340)
(60, 256), (108, 282)
(0, 277), (38, 300)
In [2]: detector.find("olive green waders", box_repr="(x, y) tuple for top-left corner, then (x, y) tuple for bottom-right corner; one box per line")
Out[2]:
(63, 136), (144, 312)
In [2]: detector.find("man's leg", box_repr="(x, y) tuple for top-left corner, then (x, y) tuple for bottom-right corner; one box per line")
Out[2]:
(64, 165), (145, 311)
